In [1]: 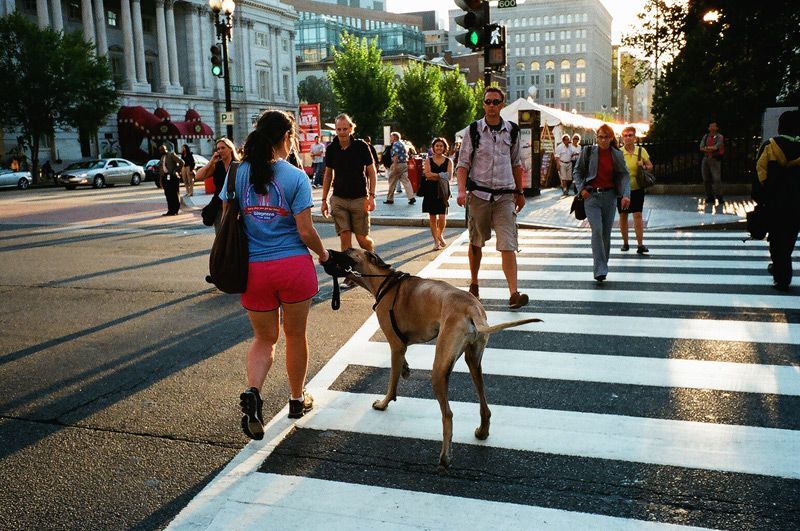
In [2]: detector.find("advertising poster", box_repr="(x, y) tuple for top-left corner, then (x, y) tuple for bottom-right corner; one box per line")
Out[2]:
(298, 104), (321, 154)
(539, 125), (555, 187)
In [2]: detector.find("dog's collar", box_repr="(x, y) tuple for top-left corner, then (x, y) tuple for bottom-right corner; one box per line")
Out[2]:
(373, 272), (411, 345)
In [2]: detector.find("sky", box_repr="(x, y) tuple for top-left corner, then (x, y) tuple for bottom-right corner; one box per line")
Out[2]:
(385, 0), (649, 44)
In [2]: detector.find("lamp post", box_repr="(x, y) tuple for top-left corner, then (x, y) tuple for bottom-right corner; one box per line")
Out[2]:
(209, 0), (235, 140)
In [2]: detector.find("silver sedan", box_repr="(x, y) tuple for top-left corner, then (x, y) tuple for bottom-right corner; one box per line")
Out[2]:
(0, 169), (32, 190)
(59, 158), (144, 189)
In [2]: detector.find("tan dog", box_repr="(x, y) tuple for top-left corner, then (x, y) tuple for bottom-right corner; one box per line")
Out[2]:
(334, 248), (542, 472)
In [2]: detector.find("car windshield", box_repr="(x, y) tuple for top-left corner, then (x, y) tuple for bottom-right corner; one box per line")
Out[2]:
(64, 160), (105, 170)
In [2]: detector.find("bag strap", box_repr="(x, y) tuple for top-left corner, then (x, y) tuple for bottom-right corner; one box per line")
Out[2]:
(226, 161), (241, 212)
(637, 146), (642, 160)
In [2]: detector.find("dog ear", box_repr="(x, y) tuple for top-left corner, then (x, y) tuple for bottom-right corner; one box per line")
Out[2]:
(365, 251), (391, 270)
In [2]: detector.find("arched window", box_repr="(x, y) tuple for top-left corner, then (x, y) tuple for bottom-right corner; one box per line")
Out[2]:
(567, 14), (572, 23)
(576, 58), (586, 69)
(545, 60), (555, 70)
(530, 61), (540, 71)
(561, 59), (571, 70)
(516, 61), (525, 71)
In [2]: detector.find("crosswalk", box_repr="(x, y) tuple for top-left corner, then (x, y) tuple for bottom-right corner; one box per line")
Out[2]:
(169, 229), (800, 530)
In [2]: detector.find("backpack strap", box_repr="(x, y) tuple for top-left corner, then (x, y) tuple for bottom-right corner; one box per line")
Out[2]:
(226, 161), (241, 210)
(466, 119), (520, 196)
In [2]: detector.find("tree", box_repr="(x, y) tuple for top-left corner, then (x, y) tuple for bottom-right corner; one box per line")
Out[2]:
(393, 62), (445, 149)
(328, 32), (396, 140)
(297, 75), (338, 124)
(439, 68), (479, 145)
(0, 12), (118, 184)
(621, 0), (688, 87)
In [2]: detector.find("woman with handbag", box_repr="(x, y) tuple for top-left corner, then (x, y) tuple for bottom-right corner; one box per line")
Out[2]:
(218, 110), (330, 440)
(421, 137), (453, 251)
(573, 124), (631, 282)
(196, 137), (241, 234)
(618, 126), (654, 254)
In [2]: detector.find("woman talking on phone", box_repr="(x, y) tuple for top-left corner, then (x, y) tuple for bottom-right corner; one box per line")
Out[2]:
(195, 137), (240, 233)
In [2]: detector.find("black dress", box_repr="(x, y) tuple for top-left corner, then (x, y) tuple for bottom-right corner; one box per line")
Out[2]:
(422, 157), (450, 215)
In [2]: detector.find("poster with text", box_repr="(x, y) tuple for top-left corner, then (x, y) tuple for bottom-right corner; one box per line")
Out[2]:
(298, 104), (321, 153)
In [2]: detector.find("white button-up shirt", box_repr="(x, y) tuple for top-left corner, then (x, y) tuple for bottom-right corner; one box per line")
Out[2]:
(456, 118), (522, 201)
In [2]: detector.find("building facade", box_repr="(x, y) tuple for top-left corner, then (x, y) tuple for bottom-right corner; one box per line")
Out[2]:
(1, 0), (298, 163)
(448, 0), (612, 115)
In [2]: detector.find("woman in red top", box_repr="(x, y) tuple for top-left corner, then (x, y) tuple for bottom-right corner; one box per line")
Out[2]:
(573, 124), (631, 282)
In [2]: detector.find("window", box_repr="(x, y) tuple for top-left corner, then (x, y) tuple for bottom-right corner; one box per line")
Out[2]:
(560, 73), (571, 84)
(109, 53), (124, 89)
(576, 59), (586, 69)
(560, 88), (571, 98)
(530, 61), (540, 70)
(142, 17), (153, 33)
(68, 1), (80, 20)
(543, 16), (549, 25)
(282, 39), (288, 52)
(145, 59), (158, 92)
(576, 87), (586, 97)
(544, 88), (554, 99)
(576, 72), (586, 83)
(559, 15), (565, 24)
(516, 62), (525, 71)
(567, 14), (573, 23)
(531, 74), (539, 85)
(545, 60), (555, 70)
(107, 10), (117, 27)
(283, 74), (289, 100)
(255, 32), (268, 47)
(516, 75), (525, 85)
(24, 0), (35, 11)
(577, 101), (585, 112)
(561, 59), (571, 69)
(545, 73), (555, 84)
(535, 16), (541, 26)
(257, 69), (272, 100)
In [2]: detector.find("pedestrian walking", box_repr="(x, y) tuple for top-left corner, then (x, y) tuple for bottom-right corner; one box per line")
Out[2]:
(363, 136), (380, 177)
(158, 144), (184, 216)
(555, 134), (574, 196)
(699, 121), (725, 205)
(320, 113), (377, 257)
(310, 135), (326, 188)
(195, 137), (240, 233)
(384, 132), (415, 205)
(422, 137), (453, 251)
(573, 123), (631, 282)
(618, 126), (653, 254)
(456, 86), (529, 309)
(754, 110), (800, 291)
(180, 144), (196, 196)
(218, 110), (329, 439)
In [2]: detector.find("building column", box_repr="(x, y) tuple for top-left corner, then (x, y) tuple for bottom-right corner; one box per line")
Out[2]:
(119, 0), (137, 89)
(244, 19), (254, 96)
(81, 0), (96, 47)
(131, 0), (147, 85)
(164, 0), (182, 90)
(50, 0), (64, 32)
(288, 30), (296, 105)
(36, 0), (49, 28)
(271, 27), (279, 100)
(155, 0), (171, 93)
(92, 0), (108, 56)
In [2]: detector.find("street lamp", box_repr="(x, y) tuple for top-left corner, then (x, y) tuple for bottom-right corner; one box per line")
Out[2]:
(209, 0), (235, 140)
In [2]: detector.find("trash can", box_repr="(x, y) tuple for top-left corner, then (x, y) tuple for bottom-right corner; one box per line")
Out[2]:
(204, 177), (215, 195)
(407, 156), (422, 194)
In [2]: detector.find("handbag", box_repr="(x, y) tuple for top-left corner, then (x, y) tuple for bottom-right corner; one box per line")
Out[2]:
(636, 147), (656, 188)
(201, 195), (221, 226)
(570, 195), (586, 220)
(207, 162), (248, 293)
(746, 203), (769, 240)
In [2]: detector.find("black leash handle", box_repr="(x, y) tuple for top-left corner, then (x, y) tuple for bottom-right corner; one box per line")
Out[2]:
(331, 276), (341, 311)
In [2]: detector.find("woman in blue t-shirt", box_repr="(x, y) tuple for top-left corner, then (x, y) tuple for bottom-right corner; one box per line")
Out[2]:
(220, 110), (329, 440)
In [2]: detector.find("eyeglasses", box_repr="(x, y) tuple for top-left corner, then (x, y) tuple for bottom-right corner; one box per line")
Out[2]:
(483, 98), (503, 106)
(622, 133), (635, 137)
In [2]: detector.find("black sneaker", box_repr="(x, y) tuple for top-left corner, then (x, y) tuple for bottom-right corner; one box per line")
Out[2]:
(239, 387), (264, 440)
(637, 245), (649, 254)
(289, 392), (314, 419)
(620, 244), (630, 252)
(408, 198), (416, 205)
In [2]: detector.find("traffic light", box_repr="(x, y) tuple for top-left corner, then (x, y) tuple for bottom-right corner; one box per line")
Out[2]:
(210, 44), (224, 78)
(454, 0), (489, 52)
(485, 24), (507, 70)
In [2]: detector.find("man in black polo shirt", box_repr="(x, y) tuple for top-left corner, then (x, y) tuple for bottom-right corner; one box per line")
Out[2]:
(321, 113), (377, 252)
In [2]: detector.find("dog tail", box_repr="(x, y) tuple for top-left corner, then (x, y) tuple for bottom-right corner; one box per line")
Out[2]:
(475, 317), (542, 335)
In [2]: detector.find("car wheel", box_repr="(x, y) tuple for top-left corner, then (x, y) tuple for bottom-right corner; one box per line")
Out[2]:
(131, 173), (141, 186)
(93, 175), (105, 189)
(17, 178), (30, 190)
(65, 185), (76, 190)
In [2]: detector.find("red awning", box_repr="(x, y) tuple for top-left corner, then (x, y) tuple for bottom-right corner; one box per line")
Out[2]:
(173, 120), (214, 139)
(117, 105), (162, 133)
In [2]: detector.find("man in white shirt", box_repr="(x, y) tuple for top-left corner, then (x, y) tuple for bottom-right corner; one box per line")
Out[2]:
(554, 134), (574, 196)
(310, 136), (326, 188)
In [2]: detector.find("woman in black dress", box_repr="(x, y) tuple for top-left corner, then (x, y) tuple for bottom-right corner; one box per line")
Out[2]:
(422, 137), (453, 250)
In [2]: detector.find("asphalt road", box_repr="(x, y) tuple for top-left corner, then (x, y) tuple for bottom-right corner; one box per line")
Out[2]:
(0, 185), (448, 530)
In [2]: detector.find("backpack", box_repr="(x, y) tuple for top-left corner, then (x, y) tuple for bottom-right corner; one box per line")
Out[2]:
(381, 145), (392, 168)
(466, 119), (520, 195)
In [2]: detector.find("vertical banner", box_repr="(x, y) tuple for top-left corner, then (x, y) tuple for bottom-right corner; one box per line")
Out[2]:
(298, 104), (321, 154)
(517, 109), (541, 195)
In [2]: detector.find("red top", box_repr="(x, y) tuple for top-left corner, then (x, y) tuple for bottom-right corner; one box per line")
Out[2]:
(593, 148), (614, 189)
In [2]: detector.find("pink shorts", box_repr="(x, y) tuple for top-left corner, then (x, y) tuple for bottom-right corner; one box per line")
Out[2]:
(240, 254), (319, 312)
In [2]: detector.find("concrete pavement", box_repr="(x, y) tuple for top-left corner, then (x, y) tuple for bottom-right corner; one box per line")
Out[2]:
(181, 174), (754, 232)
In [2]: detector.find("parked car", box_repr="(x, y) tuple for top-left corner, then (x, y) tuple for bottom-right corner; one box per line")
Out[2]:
(0, 169), (33, 190)
(144, 155), (211, 188)
(59, 158), (144, 189)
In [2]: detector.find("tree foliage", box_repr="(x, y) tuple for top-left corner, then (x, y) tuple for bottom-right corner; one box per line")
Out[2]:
(439, 68), (480, 145)
(647, 0), (800, 138)
(0, 12), (118, 183)
(297, 75), (338, 124)
(393, 62), (445, 149)
(621, 0), (687, 87)
(328, 32), (396, 140)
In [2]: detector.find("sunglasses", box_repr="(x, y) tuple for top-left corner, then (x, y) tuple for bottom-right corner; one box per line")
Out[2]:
(483, 98), (503, 106)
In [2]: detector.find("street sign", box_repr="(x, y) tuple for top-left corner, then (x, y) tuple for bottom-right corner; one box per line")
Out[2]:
(497, 0), (516, 7)
(220, 112), (235, 126)
(230, 84), (244, 93)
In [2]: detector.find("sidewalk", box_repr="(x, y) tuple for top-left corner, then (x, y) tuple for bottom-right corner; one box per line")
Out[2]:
(181, 176), (753, 231)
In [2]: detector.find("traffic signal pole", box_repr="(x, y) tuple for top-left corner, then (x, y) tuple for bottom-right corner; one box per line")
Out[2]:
(220, 36), (233, 140)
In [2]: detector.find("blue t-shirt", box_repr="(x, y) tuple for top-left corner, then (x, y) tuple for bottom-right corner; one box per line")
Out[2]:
(219, 160), (313, 263)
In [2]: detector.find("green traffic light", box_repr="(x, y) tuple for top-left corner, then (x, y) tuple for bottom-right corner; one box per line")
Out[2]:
(469, 31), (480, 46)
(211, 65), (222, 76)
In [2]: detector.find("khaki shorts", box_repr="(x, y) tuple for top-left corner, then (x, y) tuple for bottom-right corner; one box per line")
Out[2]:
(330, 195), (370, 236)
(467, 193), (518, 251)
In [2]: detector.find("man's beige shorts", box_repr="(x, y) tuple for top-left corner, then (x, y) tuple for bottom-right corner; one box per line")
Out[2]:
(467, 193), (518, 251)
(330, 195), (371, 236)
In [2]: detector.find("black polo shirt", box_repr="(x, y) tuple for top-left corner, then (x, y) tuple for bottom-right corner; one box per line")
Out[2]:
(325, 135), (373, 199)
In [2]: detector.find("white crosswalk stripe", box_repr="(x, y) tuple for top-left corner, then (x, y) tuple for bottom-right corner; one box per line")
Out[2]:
(169, 229), (800, 530)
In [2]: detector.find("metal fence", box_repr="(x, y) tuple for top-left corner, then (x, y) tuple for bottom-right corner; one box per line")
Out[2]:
(639, 136), (763, 184)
